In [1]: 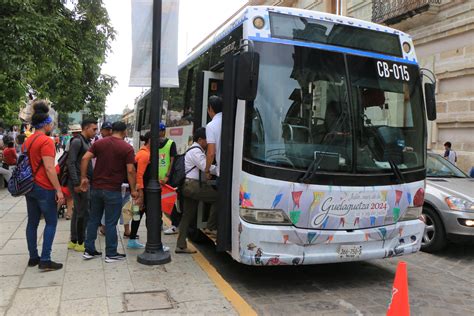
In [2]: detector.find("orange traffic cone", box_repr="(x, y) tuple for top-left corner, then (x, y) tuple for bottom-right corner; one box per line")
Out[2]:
(386, 261), (410, 316)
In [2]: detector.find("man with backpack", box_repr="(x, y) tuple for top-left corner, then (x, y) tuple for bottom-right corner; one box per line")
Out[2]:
(175, 127), (217, 254)
(66, 119), (97, 252)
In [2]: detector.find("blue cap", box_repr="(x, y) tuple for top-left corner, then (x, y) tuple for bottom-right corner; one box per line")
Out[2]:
(159, 122), (166, 131)
(101, 122), (112, 129)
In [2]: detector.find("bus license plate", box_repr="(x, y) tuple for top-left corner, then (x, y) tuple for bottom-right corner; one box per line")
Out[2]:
(338, 245), (362, 259)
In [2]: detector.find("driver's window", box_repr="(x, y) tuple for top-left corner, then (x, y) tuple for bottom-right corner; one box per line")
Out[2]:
(363, 87), (414, 127)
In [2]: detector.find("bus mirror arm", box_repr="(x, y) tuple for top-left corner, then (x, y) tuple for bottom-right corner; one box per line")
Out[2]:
(235, 41), (260, 101)
(424, 83), (436, 121)
(420, 69), (437, 121)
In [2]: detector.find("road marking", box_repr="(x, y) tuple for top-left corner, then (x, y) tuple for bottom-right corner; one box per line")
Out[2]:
(163, 216), (257, 316)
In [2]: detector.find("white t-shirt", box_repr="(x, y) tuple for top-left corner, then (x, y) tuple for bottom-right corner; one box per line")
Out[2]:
(185, 143), (216, 180)
(447, 150), (457, 165)
(206, 112), (222, 176)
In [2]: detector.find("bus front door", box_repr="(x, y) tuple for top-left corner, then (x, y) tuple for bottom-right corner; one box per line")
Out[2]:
(189, 71), (224, 244)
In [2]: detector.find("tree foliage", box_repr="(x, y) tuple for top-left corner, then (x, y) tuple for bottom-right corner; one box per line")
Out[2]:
(0, 0), (117, 125)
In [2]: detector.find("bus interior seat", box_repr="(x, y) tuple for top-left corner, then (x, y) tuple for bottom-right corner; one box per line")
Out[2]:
(403, 151), (418, 166)
(324, 101), (343, 133)
(282, 123), (312, 144)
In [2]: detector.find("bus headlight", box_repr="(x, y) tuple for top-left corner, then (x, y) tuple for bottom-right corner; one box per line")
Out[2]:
(400, 206), (423, 221)
(240, 208), (292, 225)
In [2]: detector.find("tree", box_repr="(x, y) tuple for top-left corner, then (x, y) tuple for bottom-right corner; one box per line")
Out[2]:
(0, 0), (117, 125)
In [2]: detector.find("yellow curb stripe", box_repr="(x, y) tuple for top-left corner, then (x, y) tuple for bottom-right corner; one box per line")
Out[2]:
(163, 216), (257, 316)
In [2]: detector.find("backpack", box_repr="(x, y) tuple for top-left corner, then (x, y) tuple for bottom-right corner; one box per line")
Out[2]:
(166, 146), (203, 188)
(7, 134), (43, 197)
(57, 136), (83, 186)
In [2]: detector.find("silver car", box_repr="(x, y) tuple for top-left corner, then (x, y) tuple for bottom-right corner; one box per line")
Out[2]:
(422, 153), (474, 252)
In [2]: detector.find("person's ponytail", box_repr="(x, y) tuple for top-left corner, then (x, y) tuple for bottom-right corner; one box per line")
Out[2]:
(31, 100), (50, 127)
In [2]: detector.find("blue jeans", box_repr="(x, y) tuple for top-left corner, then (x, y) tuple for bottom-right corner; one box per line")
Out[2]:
(85, 189), (122, 257)
(25, 183), (58, 262)
(100, 191), (129, 225)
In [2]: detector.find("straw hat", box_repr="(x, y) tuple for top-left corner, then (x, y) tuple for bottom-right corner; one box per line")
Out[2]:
(69, 124), (82, 133)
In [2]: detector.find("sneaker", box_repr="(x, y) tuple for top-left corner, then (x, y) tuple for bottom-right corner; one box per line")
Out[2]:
(164, 226), (178, 235)
(74, 243), (85, 252)
(38, 260), (63, 271)
(83, 250), (102, 260)
(28, 257), (40, 267)
(127, 239), (145, 249)
(105, 253), (127, 263)
(67, 241), (77, 250)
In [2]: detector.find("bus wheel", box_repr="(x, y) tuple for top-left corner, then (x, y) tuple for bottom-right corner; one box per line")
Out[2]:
(421, 206), (447, 253)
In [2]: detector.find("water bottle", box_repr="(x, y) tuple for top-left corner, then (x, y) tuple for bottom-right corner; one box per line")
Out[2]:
(132, 201), (140, 221)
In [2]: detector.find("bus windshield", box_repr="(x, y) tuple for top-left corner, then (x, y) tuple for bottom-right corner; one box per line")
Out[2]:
(243, 42), (425, 175)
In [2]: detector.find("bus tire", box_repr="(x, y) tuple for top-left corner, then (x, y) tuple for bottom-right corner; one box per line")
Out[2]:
(421, 205), (447, 253)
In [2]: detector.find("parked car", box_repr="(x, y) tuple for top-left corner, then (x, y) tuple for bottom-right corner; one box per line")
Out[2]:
(422, 153), (474, 252)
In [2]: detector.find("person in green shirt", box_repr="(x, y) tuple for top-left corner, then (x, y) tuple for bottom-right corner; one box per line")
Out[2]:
(158, 122), (177, 184)
(158, 123), (182, 235)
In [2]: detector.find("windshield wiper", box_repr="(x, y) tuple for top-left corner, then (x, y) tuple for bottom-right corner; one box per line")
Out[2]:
(363, 115), (405, 184)
(388, 158), (405, 184)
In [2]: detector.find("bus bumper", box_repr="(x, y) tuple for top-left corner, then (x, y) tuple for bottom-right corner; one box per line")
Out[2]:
(237, 219), (425, 265)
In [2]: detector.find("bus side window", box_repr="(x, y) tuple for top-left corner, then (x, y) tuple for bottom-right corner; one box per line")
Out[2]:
(137, 108), (144, 131)
(143, 99), (150, 128)
(183, 67), (195, 123)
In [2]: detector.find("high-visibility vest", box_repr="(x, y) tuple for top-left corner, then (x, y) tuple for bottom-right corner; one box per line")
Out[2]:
(159, 139), (173, 180)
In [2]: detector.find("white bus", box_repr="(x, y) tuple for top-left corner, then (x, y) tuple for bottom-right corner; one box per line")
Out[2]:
(135, 6), (437, 265)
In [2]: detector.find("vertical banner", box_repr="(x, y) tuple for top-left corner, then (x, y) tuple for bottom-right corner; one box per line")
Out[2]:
(129, 0), (179, 87)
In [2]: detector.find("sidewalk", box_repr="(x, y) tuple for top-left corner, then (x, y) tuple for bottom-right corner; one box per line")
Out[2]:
(0, 188), (237, 315)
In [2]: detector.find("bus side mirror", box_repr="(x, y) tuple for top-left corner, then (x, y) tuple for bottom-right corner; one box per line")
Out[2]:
(236, 52), (260, 101)
(424, 83), (436, 121)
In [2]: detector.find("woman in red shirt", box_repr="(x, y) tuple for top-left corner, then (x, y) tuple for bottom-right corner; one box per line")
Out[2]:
(3, 141), (17, 166)
(24, 100), (65, 271)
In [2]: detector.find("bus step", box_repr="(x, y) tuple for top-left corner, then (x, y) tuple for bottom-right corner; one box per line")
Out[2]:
(201, 230), (217, 245)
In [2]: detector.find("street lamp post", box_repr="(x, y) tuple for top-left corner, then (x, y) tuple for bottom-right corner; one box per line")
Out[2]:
(137, 0), (171, 265)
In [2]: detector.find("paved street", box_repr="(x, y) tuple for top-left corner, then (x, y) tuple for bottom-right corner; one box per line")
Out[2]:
(0, 189), (237, 315)
(194, 234), (473, 315)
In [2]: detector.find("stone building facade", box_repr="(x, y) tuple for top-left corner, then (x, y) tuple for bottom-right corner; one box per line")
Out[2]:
(122, 106), (135, 138)
(251, 0), (474, 173)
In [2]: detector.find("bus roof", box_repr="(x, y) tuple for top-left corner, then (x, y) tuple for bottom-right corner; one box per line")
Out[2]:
(180, 5), (416, 69)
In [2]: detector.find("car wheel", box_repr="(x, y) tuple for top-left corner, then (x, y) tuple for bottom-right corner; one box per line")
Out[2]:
(421, 206), (447, 253)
